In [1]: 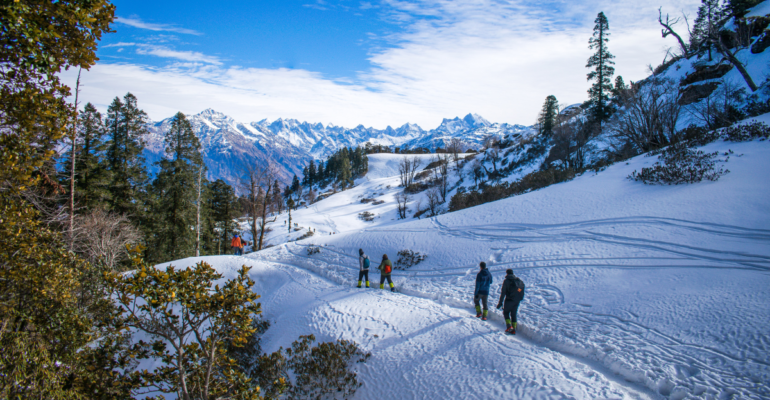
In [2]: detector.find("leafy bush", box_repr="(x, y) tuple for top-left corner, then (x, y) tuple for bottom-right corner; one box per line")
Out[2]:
(360, 198), (375, 204)
(372, 199), (385, 205)
(628, 144), (729, 185)
(105, 261), (261, 399)
(229, 332), (370, 400)
(296, 228), (315, 241)
(287, 335), (371, 399)
(358, 211), (376, 222)
(395, 249), (427, 270)
(722, 121), (770, 142)
(307, 245), (321, 255)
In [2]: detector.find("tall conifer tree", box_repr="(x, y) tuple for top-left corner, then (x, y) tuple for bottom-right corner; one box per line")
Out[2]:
(106, 93), (149, 218)
(537, 95), (559, 137)
(61, 102), (112, 211)
(586, 12), (615, 124)
(150, 112), (204, 262)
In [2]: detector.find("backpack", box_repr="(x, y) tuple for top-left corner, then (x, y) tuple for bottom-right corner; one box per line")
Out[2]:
(383, 261), (392, 274)
(513, 276), (525, 298)
(363, 256), (370, 269)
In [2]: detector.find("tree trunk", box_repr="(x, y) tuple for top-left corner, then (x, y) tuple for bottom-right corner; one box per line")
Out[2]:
(195, 164), (202, 257)
(68, 69), (81, 251)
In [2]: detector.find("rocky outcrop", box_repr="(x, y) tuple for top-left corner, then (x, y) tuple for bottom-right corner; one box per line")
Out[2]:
(679, 82), (720, 105)
(680, 64), (733, 86)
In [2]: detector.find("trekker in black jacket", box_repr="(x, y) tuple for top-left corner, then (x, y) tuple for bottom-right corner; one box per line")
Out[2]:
(357, 248), (370, 288)
(474, 262), (493, 320)
(496, 269), (525, 335)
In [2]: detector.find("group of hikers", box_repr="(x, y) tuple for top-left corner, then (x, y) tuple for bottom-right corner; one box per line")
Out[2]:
(357, 249), (525, 335)
(230, 234), (252, 256)
(357, 249), (396, 292)
(473, 261), (525, 335)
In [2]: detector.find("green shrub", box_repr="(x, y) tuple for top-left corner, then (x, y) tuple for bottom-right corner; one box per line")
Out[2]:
(628, 143), (729, 185)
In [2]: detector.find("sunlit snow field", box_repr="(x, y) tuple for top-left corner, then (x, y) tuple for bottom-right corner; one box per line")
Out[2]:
(163, 121), (770, 399)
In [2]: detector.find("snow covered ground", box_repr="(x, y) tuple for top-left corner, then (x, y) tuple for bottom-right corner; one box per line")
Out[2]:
(180, 128), (770, 399)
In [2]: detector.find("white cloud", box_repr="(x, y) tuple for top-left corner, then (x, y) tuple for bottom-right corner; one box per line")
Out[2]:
(116, 16), (202, 35)
(135, 45), (222, 65)
(69, 0), (701, 129)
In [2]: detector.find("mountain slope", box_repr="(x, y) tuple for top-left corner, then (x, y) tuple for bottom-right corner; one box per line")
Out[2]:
(223, 114), (770, 398)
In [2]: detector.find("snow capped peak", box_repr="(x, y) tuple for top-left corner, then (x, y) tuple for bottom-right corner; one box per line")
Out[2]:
(197, 108), (227, 119)
(463, 113), (490, 127)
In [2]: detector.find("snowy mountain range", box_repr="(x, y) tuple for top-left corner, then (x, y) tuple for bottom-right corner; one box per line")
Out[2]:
(144, 109), (530, 185)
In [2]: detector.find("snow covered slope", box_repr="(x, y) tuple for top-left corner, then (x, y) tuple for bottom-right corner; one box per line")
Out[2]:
(200, 120), (770, 399)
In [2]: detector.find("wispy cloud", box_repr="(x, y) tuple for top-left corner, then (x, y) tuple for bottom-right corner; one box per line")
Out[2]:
(103, 42), (221, 65)
(73, 0), (702, 129)
(135, 45), (222, 65)
(116, 16), (202, 35)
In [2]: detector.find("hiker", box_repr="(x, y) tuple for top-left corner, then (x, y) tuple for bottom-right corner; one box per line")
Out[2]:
(474, 262), (493, 321)
(231, 234), (242, 255)
(496, 269), (526, 335)
(241, 240), (248, 254)
(357, 248), (370, 288)
(377, 254), (395, 292)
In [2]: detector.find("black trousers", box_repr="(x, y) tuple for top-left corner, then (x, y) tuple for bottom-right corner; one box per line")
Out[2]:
(503, 300), (521, 323)
(379, 275), (393, 286)
(474, 294), (488, 311)
(358, 270), (369, 283)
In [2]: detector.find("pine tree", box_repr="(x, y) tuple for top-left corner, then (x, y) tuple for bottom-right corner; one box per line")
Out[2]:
(317, 162), (325, 184)
(106, 93), (149, 218)
(291, 174), (301, 193)
(207, 179), (239, 255)
(61, 103), (112, 211)
(537, 95), (559, 137)
(727, 0), (762, 17)
(586, 11), (616, 124)
(307, 160), (316, 187)
(691, 0), (726, 61)
(149, 112), (204, 262)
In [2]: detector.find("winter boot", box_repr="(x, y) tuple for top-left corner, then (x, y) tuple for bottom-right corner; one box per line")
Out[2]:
(481, 310), (488, 321)
(510, 322), (517, 335)
(365, 281), (370, 288)
(390, 282), (395, 292)
(357, 281), (362, 288)
(475, 305), (482, 318)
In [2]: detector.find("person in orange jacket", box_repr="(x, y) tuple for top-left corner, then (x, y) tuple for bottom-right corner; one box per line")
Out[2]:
(231, 234), (242, 255)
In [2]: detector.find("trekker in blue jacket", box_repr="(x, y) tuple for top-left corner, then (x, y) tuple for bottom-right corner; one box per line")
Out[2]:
(474, 262), (493, 320)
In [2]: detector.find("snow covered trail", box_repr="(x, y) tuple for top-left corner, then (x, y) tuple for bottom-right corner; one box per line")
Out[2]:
(222, 137), (770, 398)
(169, 254), (653, 399)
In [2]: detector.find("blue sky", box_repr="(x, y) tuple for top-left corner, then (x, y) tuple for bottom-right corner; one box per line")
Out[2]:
(68, 0), (702, 128)
(101, 0), (394, 77)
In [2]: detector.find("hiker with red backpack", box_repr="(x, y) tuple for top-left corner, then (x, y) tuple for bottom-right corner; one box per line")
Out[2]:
(377, 254), (395, 292)
(496, 269), (525, 335)
(357, 248), (371, 288)
(474, 262), (493, 320)
(231, 234), (242, 256)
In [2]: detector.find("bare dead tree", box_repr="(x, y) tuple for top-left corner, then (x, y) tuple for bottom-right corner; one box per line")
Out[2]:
(195, 163), (203, 257)
(241, 164), (279, 251)
(431, 153), (450, 203)
(470, 159), (484, 186)
(425, 187), (441, 217)
(686, 77), (746, 130)
(659, 8), (690, 57)
(398, 156), (421, 187)
(447, 138), (463, 163)
(609, 72), (682, 153)
(68, 68), (82, 250)
(396, 192), (410, 219)
(714, 20), (759, 92)
(74, 209), (141, 270)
